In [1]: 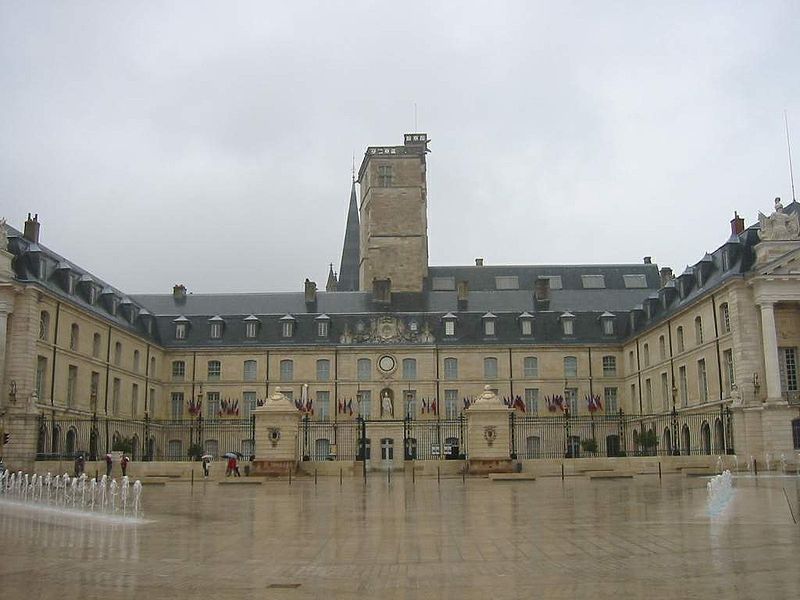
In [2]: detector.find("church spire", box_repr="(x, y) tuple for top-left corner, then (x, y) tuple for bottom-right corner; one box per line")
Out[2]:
(325, 263), (338, 292)
(337, 179), (360, 291)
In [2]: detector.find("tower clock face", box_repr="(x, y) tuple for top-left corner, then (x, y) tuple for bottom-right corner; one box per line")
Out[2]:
(378, 355), (396, 373)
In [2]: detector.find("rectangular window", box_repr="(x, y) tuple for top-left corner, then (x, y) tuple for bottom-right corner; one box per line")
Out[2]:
(67, 365), (77, 407)
(112, 377), (120, 416)
(210, 322), (222, 339)
(543, 275), (563, 290)
(149, 387), (156, 416)
(630, 383), (637, 411)
(445, 320), (455, 336)
(279, 360), (293, 382)
(404, 390), (417, 418)
(357, 359), (371, 381)
(90, 371), (100, 412)
(317, 391), (330, 421)
(175, 323), (186, 340)
(581, 274), (605, 289)
(659, 336), (666, 360)
(378, 165), (393, 186)
(36, 356), (48, 399)
(242, 391), (257, 418)
(602, 318), (614, 335)
(602, 356), (616, 377)
(679, 366), (688, 407)
(562, 319), (574, 336)
(495, 276), (519, 290)
(245, 321), (258, 338)
(645, 378), (652, 413)
(698, 359), (708, 403)
(779, 347), (798, 392)
(677, 327), (685, 352)
(623, 274), (648, 288)
(316, 359), (331, 381)
(521, 319), (532, 336)
(402, 358), (417, 380)
(172, 361), (185, 380)
(523, 356), (538, 378)
(564, 356), (578, 378)
(317, 321), (328, 337)
(443, 358), (458, 379)
(171, 392), (184, 419)
(524, 388), (539, 414)
(131, 383), (139, 417)
(720, 303), (731, 334)
(445, 389), (458, 419)
(723, 349), (735, 394)
(661, 372), (669, 411)
(207, 392), (220, 420)
(565, 388), (578, 414)
(282, 321), (293, 338)
(484, 319), (495, 336)
(243, 360), (257, 381)
(484, 357), (498, 379)
(357, 390), (371, 419)
(604, 387), (618, 414)
(208, 361), (221, 380)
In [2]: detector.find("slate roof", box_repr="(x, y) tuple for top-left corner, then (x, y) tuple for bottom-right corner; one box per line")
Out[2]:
(337, 181), (360, 292)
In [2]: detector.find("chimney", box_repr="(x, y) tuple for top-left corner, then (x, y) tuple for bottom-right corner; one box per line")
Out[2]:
(24, 213), (40, 243)
(730, 211), (745, 236)
(457, 280), (469, 310)
(534, 277), (551, 311)
(475, 258), (484, 266)
(643, 256), (652, 265)
(173, 284), (187, 303)
(659, 267), (674, 287)
(372, 278), (391, 305)
(304, 279), (317, 305)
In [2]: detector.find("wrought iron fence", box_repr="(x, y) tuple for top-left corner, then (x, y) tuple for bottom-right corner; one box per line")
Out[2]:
(510, 407), (734, 459)
(35, 414), (255, 462)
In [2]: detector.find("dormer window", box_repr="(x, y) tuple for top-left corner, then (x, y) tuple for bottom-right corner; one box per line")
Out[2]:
(482, 312), (497, 336)
(519, 312), (533, 336)
(599, 312), (615, 335)
(280, 314), (295, 338)
(721, 250), (729, 271)
(110, 297), (119, 316)
(442, 313), (457, 337)
(209, 316), (224, 339)
(67, 274), (77, 295)
(174, 316), (189, 340)
(316, 314), (330, 337)
(560, 311), (575, 336)
(87, 285), (97, 305)
(243, 315), (259, 339)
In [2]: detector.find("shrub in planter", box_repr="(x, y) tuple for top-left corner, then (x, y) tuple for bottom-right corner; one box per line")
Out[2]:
(580, 438), (598, 454)
(187, 443), (204, 461)
(111, 436), (134, 454)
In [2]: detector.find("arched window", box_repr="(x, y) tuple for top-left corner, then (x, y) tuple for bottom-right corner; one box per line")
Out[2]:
(564, 356), (578, 378)
(243, 360), (257, 381)
(483, 357), (498, 379)
(357, 358), (371, 381)
(443, 357), (458, 379)
(149, 356), (156, 376)
(643, 343), (650, 367)
(676, 326), (685, 352)
(658, 335), (666, 360)
(114, 341), (122, 365)
(279, 359), (293, 381)
(207, 360), (221, 380)
(69, 323), (79, 351)
(39, 311), (50, 341)
(133, 349), (140, 372)
(694, 316), (703, 345)
(92, 333), (102, 358)
(719, 303), (731, 334)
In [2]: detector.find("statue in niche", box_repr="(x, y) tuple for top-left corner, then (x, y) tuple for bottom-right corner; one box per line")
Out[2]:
(380, 388), (394, 418)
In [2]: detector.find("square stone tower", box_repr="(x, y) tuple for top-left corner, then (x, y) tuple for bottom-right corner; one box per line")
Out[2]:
(357, 133), (430, 293)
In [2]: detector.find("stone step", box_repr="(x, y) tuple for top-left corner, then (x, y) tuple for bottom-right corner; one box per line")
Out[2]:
(218, 479), (263, 485)
(587, 472), (635, 479)
(488, 473), (536, 481)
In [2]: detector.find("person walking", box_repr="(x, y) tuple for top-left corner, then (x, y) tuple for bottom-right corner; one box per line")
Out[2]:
(233, 456), (241, 477)
(77, 455), (85, 477)
(105, 453), (113, 477)
(226, 456), (235, 477)
(202, 455), (211, 478)
(74, 455), (81, 478)
(121, 455), (129, 477)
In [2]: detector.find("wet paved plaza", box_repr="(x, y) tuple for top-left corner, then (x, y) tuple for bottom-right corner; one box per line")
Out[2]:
(1, 472), (800, 599)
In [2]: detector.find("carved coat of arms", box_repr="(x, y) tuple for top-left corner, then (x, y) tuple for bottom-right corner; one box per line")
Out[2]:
(483, 426), (497, 446)
(340, 315), (435, 344)
(268, 428), (281, 447)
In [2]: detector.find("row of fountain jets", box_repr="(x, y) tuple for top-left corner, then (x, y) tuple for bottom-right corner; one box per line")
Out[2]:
(0, 471), (143, 519)
(716, 452), (800, 475)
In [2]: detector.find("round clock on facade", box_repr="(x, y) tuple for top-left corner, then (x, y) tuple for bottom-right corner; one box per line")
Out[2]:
(378, 355), (396, 373)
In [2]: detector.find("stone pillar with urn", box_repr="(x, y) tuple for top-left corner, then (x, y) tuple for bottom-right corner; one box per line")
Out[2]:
(250, 388), (302, 476)
(466, 385), (513, 474)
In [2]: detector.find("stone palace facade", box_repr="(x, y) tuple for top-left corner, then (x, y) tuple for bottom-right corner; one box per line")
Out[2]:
(1, 132), (800, 469)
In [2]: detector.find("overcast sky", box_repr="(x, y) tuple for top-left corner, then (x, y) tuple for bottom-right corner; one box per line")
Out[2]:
(2, 1), (799, 294)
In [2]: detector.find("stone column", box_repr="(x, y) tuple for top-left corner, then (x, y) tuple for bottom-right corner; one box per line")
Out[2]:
(759, 302), (783, 401)
(0, 299), (10, 409)
(466, 385), (513, 474)
(251, 388), (302, 476)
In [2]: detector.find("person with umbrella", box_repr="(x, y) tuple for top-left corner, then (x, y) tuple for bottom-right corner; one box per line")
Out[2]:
(121, 455), (130, 477)
(105, 453), (113, 477)
(223, 452), (242, 477)
(201, 454), (212, 478)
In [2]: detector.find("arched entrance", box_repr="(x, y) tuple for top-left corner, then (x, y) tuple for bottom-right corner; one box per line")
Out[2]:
(89, 428), (99, 460)
(65, 428), (77, 455)
(606, 434), (621, 457)
(700, 421), (711, 455)
(681, 424), (691, 455)
(714, 418), (725, 454)
(663, 427), (672, 455)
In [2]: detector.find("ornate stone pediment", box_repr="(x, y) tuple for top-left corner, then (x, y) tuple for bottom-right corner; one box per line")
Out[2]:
(339, 315), (435, 344)
(758, 198), (800, 242)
